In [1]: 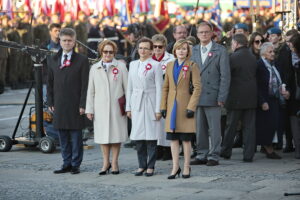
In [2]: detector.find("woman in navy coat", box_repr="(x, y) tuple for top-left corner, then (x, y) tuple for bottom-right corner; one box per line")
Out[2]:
(256, 42), (290, 159)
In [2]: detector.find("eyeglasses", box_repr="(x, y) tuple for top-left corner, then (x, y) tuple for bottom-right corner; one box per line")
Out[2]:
(254, 40), (263, 44)
(153, 45), (164, 49)
(138, 47), (150, 51)
(197, 31), (211, 35)
(103, 50), (114, 55)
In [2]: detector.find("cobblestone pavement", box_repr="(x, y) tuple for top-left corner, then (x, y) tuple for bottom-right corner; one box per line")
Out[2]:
(1, 88), (300, 200)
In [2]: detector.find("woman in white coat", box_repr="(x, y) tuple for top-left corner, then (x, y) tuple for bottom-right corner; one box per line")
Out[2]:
(151, 34), (175, 161)
(126, 37), (163, 176)
(86, 40), (128, 175)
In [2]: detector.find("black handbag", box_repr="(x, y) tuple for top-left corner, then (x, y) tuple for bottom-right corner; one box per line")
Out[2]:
(189, 70), (194, 95)
(295, 72), (300, 100)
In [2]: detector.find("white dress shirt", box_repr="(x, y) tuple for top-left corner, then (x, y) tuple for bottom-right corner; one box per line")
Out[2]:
(201, 41), (212, 64)
(61, 51), (73, 65)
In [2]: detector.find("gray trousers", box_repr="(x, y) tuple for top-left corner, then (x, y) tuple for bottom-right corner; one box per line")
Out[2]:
(221, 109), (256, 160)
(135, 140), (157, 169)
(196, 106), (221, 161)
(290, 116), (300, 158)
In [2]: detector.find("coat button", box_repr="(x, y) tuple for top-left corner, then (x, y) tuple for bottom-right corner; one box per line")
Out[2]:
(208, 71), (210, 74)
(207, 82), (210, 84)
(207, 92), (210, 95)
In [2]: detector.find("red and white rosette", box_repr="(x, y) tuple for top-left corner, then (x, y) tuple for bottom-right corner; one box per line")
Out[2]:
(208, 52), (213, 57)
(144, 63), (152, 76)
(112, 67), (119, 80)
(182, 65), (189, 78)
(162, 65), (166, 70)
(60, 60), (71, 69)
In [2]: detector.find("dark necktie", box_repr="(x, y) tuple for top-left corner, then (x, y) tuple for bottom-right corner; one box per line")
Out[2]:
(63, 54), (68, 64)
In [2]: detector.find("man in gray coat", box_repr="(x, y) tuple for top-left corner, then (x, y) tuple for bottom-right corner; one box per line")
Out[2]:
(220, 34), (257, 162)
(190, 22), (230, 166)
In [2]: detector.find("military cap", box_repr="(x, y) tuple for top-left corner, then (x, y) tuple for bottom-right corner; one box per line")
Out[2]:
(267, 27), (282, 35)
(234, 23), (249, 32)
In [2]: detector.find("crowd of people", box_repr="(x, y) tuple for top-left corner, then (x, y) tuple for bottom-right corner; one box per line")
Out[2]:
(0, 8), (300, 179)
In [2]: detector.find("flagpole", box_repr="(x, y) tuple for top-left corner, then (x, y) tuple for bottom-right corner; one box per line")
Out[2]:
(189, 0), (200, 36)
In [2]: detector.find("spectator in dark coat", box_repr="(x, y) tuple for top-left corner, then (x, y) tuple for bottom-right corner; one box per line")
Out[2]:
(47, 28), (89, 174)
(166, 25), (188, 53)
(288, 33), (300, 158)
(256, 42), (290, 159)
(220, 34), (257, 162)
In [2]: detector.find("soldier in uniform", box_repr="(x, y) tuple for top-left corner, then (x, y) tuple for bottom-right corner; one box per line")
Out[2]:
(62, 12), (74, 29)
(6, 19), (22, 89)
(74, 11), (88, 55)
(33, 15), (50, 46)
(18, 14), (34, 85)
(0, 17), (8, 94)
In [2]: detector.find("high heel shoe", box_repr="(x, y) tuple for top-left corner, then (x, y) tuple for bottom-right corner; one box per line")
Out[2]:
(135, 169), (145, 176)
(111, 171), (120, 175)
(167, 167), (181, 179)
(182, 167), (191, 179)
(145, 168), (155, 177)
(99, 164), (111, 175)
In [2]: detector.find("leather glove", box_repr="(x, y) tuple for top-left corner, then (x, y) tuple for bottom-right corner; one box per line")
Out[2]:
(186, 109), (194, 118)
(161, 110), (167, 119)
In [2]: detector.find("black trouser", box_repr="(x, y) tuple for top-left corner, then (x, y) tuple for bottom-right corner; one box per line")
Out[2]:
(135, 140), (157, 169)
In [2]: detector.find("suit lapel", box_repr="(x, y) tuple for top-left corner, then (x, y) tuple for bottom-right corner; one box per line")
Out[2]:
(201, 42), (217, 74)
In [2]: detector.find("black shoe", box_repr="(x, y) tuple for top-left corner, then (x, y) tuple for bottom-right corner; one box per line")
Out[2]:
(220, 153), (231, 160)
(266, 152), (281, 159)
(71, 167), (80, 174)
(283, 146), (295, 153)
(53, 166), (72, 174)
(206, 160), (219, 166)
(111, 171), (120, 175)
(145, 169), (154, 177)
(168, 168), (181, 179)
(99, 164), (111, 175)
(182, 167), (191, 179)
(260, 146), (267, 154)
(135, 169), (145, 176)
(243, 158), (253, 162)
(190, 151), (197, 159)
(190, 159), (207, 165)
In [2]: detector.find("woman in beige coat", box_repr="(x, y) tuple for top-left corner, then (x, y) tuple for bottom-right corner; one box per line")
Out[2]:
(160, 39), (201, 179)
(86, 40), (128, 175)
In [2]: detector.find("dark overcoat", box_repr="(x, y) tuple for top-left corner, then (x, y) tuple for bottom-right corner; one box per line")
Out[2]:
(47, 50), (89, 130)
(225, 46), (258, 109)
(256, 58), (282, 145)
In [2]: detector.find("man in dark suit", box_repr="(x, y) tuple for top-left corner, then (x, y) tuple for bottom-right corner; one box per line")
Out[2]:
(220, 34), (257, 162)
(47, 28), (89, 174)
(190, 21), (231, 166)
(166, 25), (188, 53)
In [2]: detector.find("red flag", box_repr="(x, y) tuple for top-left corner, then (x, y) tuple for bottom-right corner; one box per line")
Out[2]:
(105, 0), (115, 16)
(153, 0), (170, 33)
(41, 0), (51, 16)
(79, 0), (90, 16)
(2, 0), (13, 19)
(52, 0), (66, 21)
(24, 0), (31, 13)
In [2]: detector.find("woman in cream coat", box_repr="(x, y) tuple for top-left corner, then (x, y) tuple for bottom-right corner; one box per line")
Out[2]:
(126, 37), (163, 176)
(86, 40), (128, 175)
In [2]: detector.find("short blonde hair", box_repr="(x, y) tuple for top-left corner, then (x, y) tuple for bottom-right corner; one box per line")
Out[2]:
(172, 39), (192, 59)
(151, 34), (167, 47)
(98, 40), (118, 57)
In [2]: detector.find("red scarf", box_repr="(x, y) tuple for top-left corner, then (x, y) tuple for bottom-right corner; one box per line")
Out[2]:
(152, 53), (164, 62)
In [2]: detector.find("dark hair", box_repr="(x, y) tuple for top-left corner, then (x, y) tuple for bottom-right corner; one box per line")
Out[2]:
(286, 29), (299, 37)
(249, 32), (264, 47)
(173, 25), (187, 34)
(290, 33), (300, 57)
(59, 28), (76, 38)
(232, 34), (248, 47)
(49, 23), (61, 31)
(137, 37), (153, 50)
(197, 21), (213, 31)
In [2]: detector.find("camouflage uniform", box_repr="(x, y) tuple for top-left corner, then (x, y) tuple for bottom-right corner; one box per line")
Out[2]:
(74, 21), (88, 55)
(33, 23), (50, 46)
